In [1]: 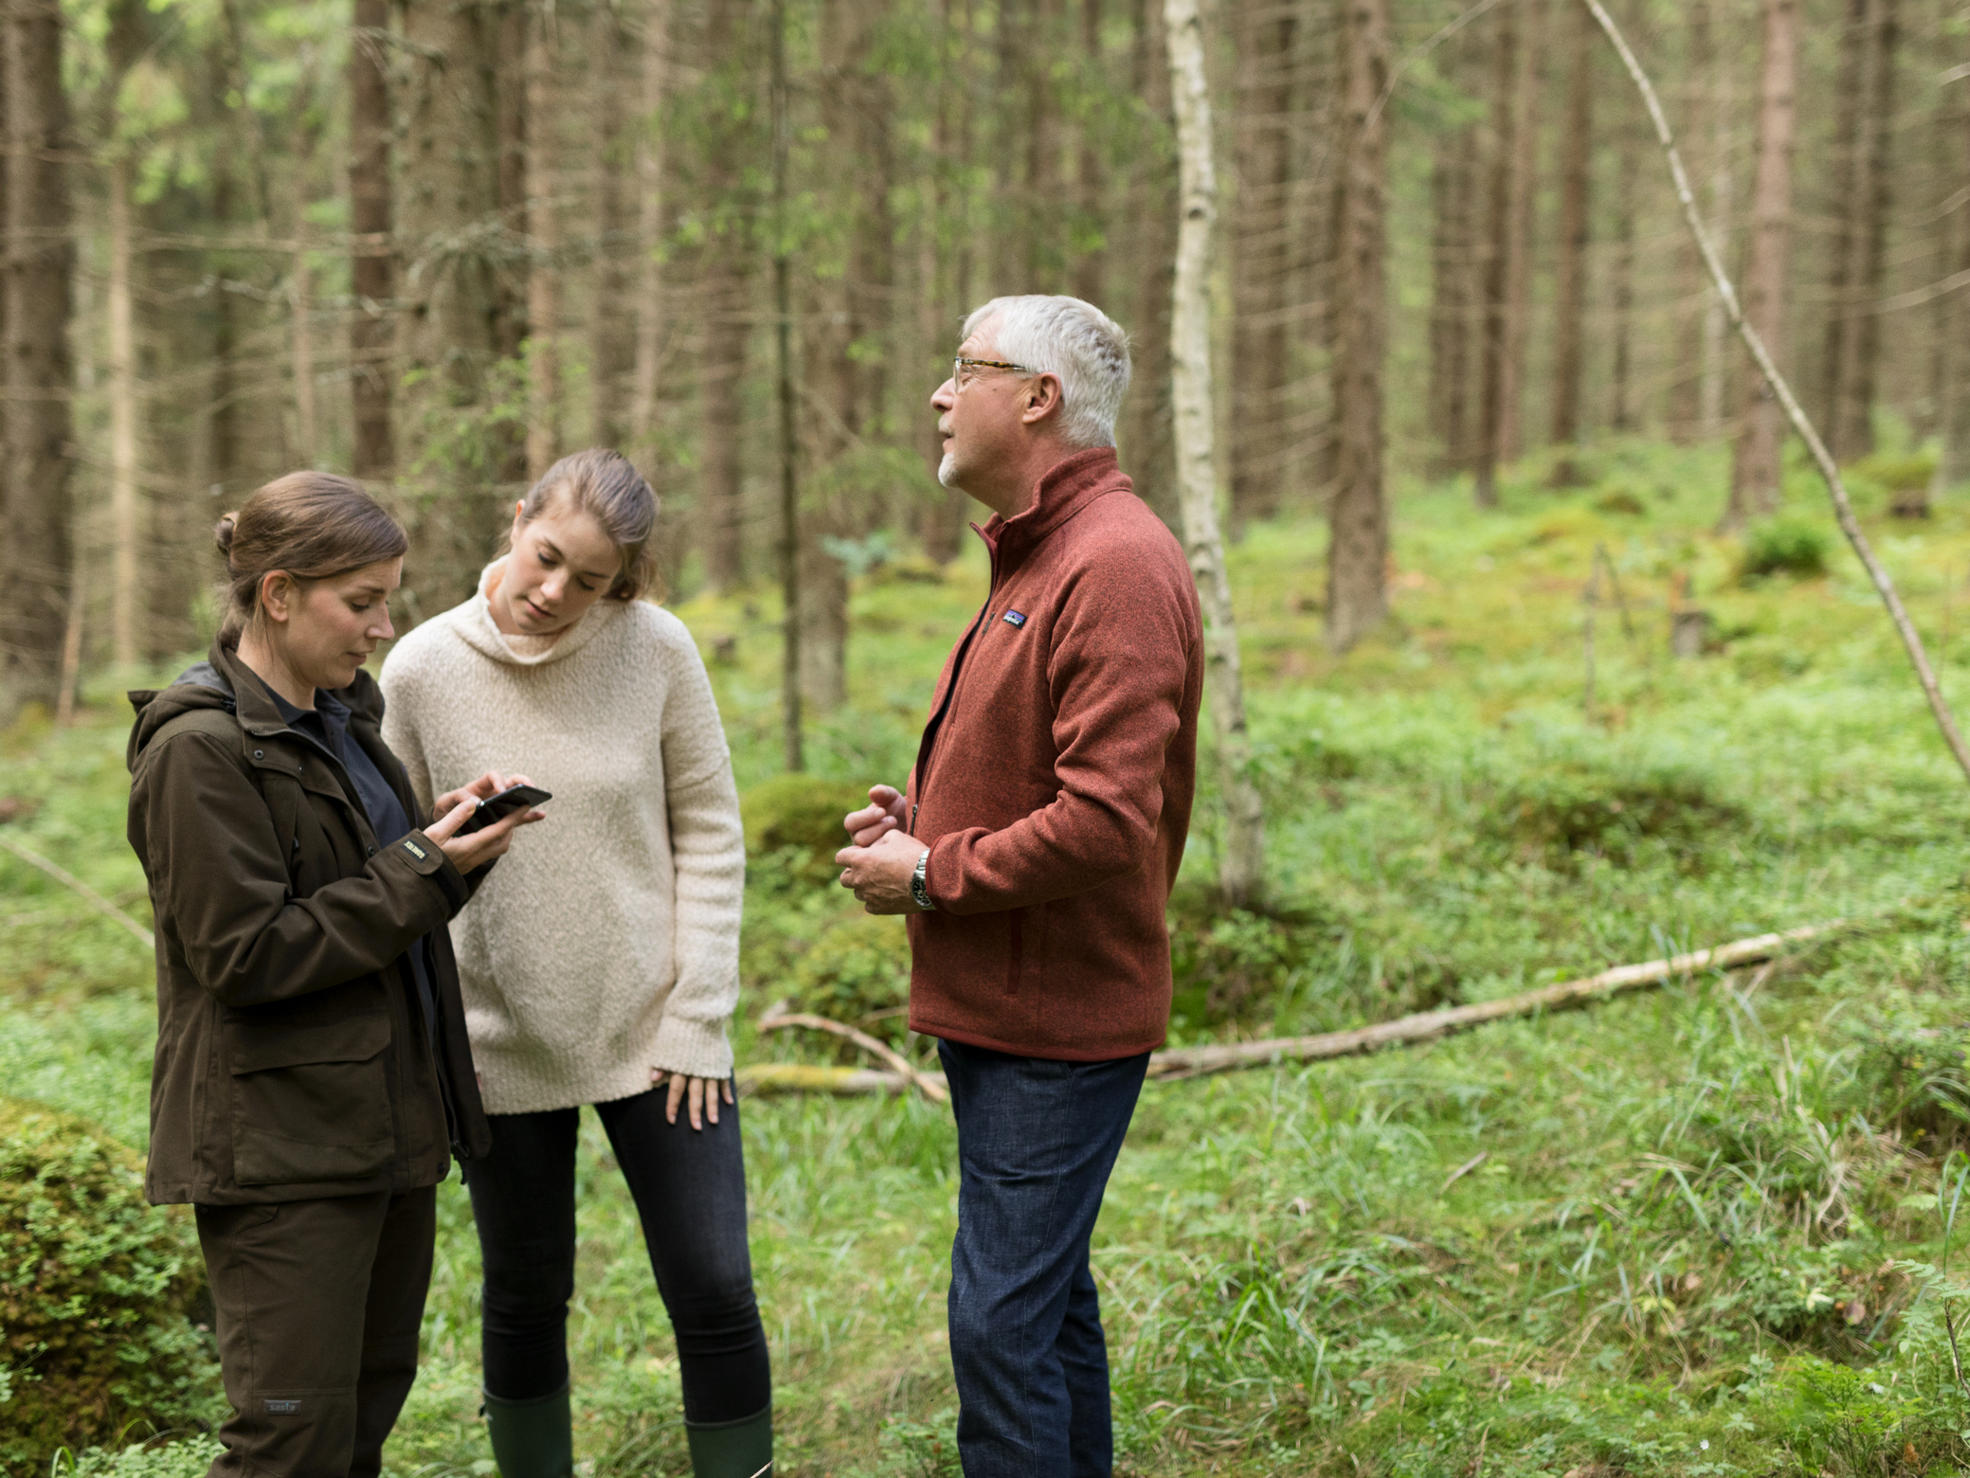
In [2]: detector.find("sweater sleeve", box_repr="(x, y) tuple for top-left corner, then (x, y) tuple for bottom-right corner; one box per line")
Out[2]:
(927, 550), (1194, 914)
(647, 630), (746, 1078)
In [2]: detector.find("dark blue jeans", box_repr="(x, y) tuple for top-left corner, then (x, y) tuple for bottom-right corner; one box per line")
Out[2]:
(938, 1038), (1151, 1478)
(465, 1084), (770, 1424)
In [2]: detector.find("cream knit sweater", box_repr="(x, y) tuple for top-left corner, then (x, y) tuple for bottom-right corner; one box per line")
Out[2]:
(379, 560), (745, 1113)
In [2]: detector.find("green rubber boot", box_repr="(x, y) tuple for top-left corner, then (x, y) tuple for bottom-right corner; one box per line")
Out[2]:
(483, 1384), (574, 1478)
(684, 1404), (773, 1478)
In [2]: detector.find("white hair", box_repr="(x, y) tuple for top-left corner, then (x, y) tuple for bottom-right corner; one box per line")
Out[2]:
(962, 295), (1132, 450)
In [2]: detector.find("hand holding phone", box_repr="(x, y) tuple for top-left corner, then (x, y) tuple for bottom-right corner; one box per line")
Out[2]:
(456, 783), (553, 836)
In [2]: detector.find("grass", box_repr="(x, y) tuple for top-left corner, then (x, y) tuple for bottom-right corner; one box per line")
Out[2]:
(11, 434), (1970, 1473)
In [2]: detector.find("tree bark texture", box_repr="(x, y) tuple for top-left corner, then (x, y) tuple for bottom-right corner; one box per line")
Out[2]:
(524, 7), (562, 479)
(630, 0), (671, 457)
(348, 0), (395, 480)
(590, 2), (637, 451)
(1119, 0), (1180, 529)
(1497, 0), (1546, 466)
(699, 0), (752, 591)
(1326, 0), (1389, 654)
(1229, 0), (1297, 532)
(107, 156), (140, 669)
(1943, 66), (1970, 490)
(1165, 0), (1265, 908)
(1547, 0), (1595, 454)
(1608, 116), (1639, 432)
(1472, 4), (1520, 507)
(1726, 0), (1799, 526)
(1428, 119), (1479, 475)
(2, 0), (75, 703)
(1830, 0), (1898, 460)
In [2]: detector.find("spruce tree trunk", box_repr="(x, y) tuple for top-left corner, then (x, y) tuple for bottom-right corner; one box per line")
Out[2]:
(1548, 0), (1595, 458)
(1726, 0), (1799, 526)
(1608, 117), (1639, 432)
(1942, 67), (1970, 490)
(1832, 0), (1897, 460)
(1229, 0), (1296, 533)
(107, 155), (140, 668)
(1815, 0), (1870, 448)
(525, 7), (561, 478)
(1120, 0), (1180, 528)
(630, 0), (670, 459)
(348, 0), (394, 481)
(1429, 120), (1478, 476)
(699, 0), (751, 591)
(2, 0), (75, 705)
(1472, 5), (1520, 507)
(1165, 0), (1265, 909)
(1073, 0), (1107, 306)
(1497, 0), (1546, 466)
(1326, 0), (1389, 654)
(590, 2), (636, 450)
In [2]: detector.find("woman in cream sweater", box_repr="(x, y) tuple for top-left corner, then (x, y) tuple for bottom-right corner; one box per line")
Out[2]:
(380, 450), (770, 1478)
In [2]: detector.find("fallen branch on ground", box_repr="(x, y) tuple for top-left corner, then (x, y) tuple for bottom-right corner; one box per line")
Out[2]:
(1144, 919), (1844, 1079)
(736, 917), (1853, 1098)
(0, 833), (154, 950)
(757, 1011), (949, 1102)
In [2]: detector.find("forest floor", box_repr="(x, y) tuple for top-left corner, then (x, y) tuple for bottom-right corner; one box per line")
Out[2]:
(11, 437), (1970, 1475)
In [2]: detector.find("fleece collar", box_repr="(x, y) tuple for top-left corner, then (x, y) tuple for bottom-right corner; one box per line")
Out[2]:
(973, 446), (1131, 574)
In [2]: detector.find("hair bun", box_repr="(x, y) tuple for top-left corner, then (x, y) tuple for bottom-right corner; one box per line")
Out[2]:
(213, 512), (239, 560)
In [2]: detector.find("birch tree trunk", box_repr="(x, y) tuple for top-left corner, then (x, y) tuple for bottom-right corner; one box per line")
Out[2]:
(1326, 0), (1389, 654)
(1165, 0), (1264, 908)
(1725, 0), (1798, 526)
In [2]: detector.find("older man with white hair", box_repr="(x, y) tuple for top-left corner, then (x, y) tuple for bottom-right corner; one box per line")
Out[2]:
(837, 295), (1204, 1475)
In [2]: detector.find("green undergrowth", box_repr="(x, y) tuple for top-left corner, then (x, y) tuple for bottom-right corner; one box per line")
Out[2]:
(11, 437), (1970, 1473)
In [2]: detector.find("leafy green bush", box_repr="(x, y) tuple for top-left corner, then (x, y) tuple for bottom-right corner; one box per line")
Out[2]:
(739, 773), (871, 884)
(1849, 449), (1936, 493)
(786, 910), (912, 1033)
(49, 1438), (225, 1478)
(1739, 516), (1831, 580)
(1482, 757), (1745, 868)
(0, 1098), (219, 1470)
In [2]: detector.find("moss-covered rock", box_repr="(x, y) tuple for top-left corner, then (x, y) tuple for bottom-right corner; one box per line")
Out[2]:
(0, 1098), (218, 1471)
(740, 773), (874, 883)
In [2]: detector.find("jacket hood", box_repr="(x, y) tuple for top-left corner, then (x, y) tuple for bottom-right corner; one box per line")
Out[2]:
(450, 557), (625, 668)
(127, 638), (386, 769)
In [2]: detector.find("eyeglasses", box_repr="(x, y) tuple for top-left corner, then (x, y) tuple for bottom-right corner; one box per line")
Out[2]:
(952, 355), (1039, 391)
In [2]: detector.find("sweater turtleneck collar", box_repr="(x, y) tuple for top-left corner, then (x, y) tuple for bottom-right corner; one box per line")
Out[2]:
(455, 557), (626, 668)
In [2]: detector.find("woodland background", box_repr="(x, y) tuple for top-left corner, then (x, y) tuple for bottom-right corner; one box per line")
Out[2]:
(0, 0), (1961, 716)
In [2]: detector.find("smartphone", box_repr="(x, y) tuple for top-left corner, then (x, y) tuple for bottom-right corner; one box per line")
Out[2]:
(455, 783), (552, 836)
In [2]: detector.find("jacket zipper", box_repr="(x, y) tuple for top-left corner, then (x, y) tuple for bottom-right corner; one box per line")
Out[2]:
(911, 542), (1003, 832)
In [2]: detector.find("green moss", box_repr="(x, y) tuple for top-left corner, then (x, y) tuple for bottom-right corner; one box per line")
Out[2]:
(0, 1098), (219, 1471)
(739, 773), (872, 883)
(786, 910), (912, 1035)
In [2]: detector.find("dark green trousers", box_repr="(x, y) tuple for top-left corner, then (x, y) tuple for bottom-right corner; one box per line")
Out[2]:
(195, 1187), (436, 1478)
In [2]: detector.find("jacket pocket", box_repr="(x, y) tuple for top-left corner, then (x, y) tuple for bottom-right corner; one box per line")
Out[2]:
(227, 1013), (394, 1187)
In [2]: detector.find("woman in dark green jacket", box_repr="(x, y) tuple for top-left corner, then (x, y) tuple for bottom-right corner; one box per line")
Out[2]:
(126, 472), (540, 1478)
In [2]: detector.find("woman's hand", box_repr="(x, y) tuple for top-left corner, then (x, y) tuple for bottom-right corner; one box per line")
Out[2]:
(652, 1069), (735, 1130)
(433, 769), (529, 820)
(424, 782), (544, 873)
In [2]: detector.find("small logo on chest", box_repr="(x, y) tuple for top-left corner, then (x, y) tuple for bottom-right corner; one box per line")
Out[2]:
(1002, 609), (1027, 628)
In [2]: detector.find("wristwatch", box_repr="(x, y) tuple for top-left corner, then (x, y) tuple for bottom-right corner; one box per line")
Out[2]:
(910, 849), (935, 911)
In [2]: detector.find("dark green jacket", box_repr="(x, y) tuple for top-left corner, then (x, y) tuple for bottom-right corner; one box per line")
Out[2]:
(126, 639), (493, 1206)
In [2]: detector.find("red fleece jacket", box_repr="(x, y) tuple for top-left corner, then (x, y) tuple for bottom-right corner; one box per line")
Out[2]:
(905, 446), (1204, 1060)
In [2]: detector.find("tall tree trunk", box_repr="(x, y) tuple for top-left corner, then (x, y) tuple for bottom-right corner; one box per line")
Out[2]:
(349, 0), (395, 481)
(1726, 0), (1799, 526)
(699, 0), (751, 591)
(525, 7), (562, 477)
(1429, 119), (1479, 476)
(1697, 0), (1735, 438)
(1326, 0), (1389, 653)
(1548, 0), (1595, 459)
(771, 0), (801, 770)
(1497, 0), (1546, 466)
(2, 0), (75, 704)
(1831, 0), (1898, 459)
(1120, 0), (1179, 527)
(1608, 116), (1639, 432)
(1165, 0), (1264, 908)
(1471, 1), (1521, 506)
(1942, 61), (1970, 490)
(590, 2), (636, 450)
(107, 155), (140, 668)
(630, 0), (670, 455)
(1815, 0), (1870, 447)
(917, 0), (968, 564)
(400, 0), (509, 602)
(1229, 0), (1296, 533)
(290, 130), (320, 467)
(1073, 0), (1107, 305)
(1024, 0), (1060, 283)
